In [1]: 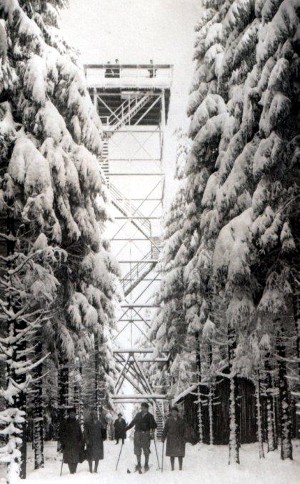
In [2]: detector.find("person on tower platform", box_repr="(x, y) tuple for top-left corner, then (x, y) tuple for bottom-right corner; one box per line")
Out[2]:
(148, 59), (157, 78)
(125, 402), (157, 473)
(105, 61), (114, 78)
(113, 59), (120, 78)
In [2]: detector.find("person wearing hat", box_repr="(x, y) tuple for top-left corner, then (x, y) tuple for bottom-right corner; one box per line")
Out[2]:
(162, 406), (186, 471)
(114, 413), (127, 445)
(84, 410), (105, 474)
(113, 59), (120, 78)
(125, 402), (157, 472)
(148, 59), (157, 78)
(105, 61), (114, 78)
(59, 408), (83, 475)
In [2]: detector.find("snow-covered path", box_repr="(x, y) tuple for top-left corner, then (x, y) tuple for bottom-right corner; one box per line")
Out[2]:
(26, 439), (300, 484)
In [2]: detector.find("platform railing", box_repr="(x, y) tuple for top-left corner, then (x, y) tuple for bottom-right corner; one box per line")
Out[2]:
(85, 63), (173, 83)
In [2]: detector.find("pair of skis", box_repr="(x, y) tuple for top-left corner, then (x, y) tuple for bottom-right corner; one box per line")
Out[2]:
(127, 464), (152, 474)
(116, 438), (162, 473)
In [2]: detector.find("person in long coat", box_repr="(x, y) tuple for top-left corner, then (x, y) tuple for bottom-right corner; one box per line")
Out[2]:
(84, 410), (104, 473)
(162, 406), (186, 471)
(114, 413), (127, 444)
(59, 407), (83, 474)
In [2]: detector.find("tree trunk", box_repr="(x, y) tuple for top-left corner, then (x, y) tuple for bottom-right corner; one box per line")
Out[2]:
(207, 343), (214, 445)
(13, 382), (27, 479)
(32, 345), (44, 470)
(195, 331), (203, 443)
(7, 205), (27, 479)
(58, 359), (69, 423)
(228, 326), (240, 464)
(292, 292), (300, 372)
(78, 366), (84, 429)
(255, 373), (265, 458)
(265, 357), (277, 452)
(95, 335), (100, 414)
(277, 328), (293, 460)
(272, 375), (279, 450)
(208, 384), (214, 445)
(292, 292), (300, 420)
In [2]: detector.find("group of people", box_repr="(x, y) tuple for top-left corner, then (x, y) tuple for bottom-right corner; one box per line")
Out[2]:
(126, 402), (186, 472)
(104, 59), (120, 78)
(59, 408), (106, 474)
(104, 59), (157, 79)
(59, 402), (189, 475)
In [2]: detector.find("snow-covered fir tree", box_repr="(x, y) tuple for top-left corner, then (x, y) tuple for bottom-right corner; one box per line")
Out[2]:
(191, 0), (299, 464)
(150, 0), (300, 466)
(0, 0), (119, 479)
(150, 130), (190, 359)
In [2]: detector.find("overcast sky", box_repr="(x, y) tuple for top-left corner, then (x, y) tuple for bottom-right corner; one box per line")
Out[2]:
(59, 0), (202, 204)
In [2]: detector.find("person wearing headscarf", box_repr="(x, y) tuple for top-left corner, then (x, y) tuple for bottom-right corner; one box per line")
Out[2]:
(162, 406), (186, 471)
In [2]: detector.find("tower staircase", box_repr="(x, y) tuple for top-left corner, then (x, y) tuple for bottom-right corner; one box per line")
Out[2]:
(101, 93), (153, 187)
(101, 137), (110, 185)
(108, 93), (153, 131)
(155, 400), (165, 439)
(121, 249), (159, 297)
(110, 183), (151, 239)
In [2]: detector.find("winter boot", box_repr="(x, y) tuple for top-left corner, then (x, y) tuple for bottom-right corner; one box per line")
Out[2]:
(170, 457), (175, 471)
(94, 459), (99, 473)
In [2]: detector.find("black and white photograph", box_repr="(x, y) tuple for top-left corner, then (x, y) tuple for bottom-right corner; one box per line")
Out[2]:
(0, 0), (299, 483)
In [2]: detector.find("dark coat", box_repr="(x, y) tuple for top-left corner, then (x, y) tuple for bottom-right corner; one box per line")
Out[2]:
(84, 419), (104, 461)
(126, 411), (157, 432)
(59, 417), (83, 464)
(114, 418), (126, 439)
(162, 416), (186, 457)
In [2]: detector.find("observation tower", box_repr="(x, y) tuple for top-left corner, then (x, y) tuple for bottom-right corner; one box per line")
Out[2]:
(86, 63), (173, 429)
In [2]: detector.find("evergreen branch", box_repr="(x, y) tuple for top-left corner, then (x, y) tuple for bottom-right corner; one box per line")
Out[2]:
(0, 342), (11, 359)
(0, 233), (17, 242)
(13, 352), (50, 376)
(7, 249), (47, 275)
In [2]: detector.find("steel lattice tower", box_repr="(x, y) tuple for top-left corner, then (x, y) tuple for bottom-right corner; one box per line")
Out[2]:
(86, 64), (172, 429)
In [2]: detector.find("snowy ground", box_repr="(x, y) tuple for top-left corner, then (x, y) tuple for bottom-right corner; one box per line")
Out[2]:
(26, 439), (300, 484)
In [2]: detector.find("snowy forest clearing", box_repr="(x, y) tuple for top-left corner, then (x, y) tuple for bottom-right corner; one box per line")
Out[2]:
(1, 0), (300, 482)
(26, 440), (300, 484)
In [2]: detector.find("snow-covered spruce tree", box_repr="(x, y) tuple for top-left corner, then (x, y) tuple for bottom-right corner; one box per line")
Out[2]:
(173, 0), (299, 464)
(0, 37), (64, 479)
(151, 0), (297, 462)
(144, 131), (197, 434)
(150, 130), (190, 359)
(249, 0), (300, 461)
(214, 0), (299, 461)
(0, 0), (118, 476)
(184, 0), (235, 443)
(79, 242), (120, 414)
(0, 169), (64, 482)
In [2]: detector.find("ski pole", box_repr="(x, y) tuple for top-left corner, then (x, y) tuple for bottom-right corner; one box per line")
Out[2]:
(60, 459), (63, 476)
(161, 441), (164, 473)
(153, 437), (160, 470)
(115, 441), (124, 470)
